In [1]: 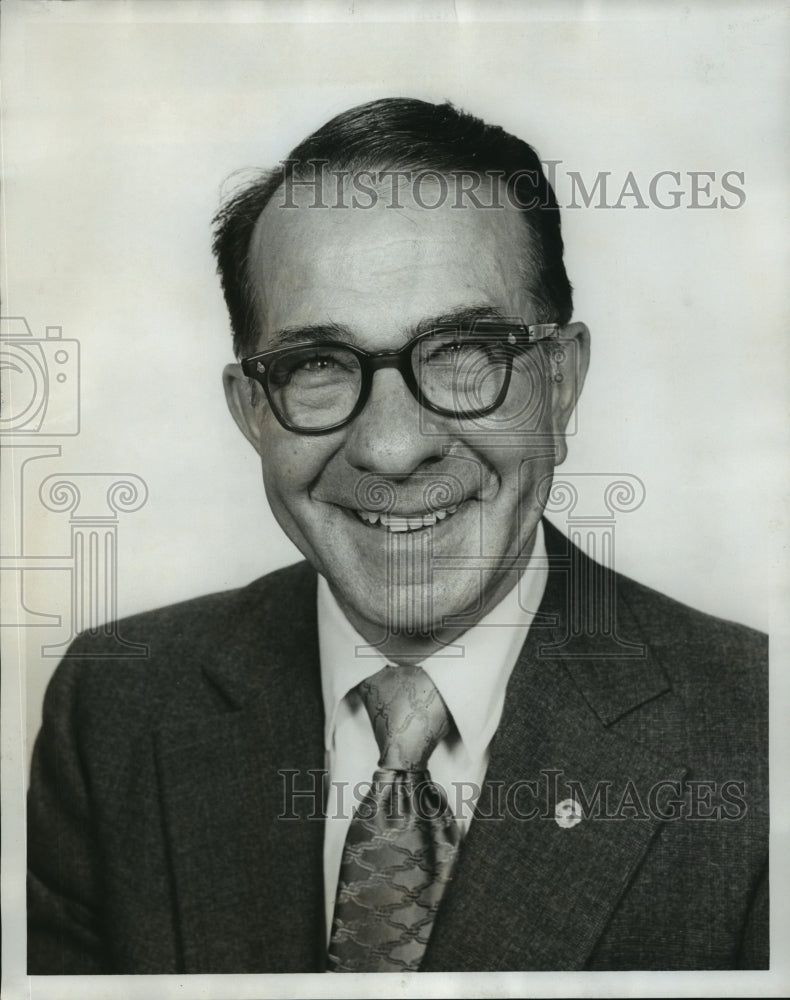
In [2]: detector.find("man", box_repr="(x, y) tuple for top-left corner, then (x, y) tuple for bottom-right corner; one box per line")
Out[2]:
(27, 98), (767, 973)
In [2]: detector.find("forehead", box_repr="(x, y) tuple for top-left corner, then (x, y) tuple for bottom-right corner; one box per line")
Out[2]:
(248, 174), (533, 347)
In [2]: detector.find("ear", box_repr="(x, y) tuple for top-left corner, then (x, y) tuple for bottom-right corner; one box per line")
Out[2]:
(549, 321), (590, 466)
(223, 363), (265, 454)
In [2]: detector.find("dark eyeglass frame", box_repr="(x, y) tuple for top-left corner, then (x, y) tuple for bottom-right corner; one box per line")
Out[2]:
(240, 320), (560, 435)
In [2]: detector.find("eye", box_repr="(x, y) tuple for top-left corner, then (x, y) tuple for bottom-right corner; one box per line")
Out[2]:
(269, 345), (360, 388)
(424, 339), (465, 362)
(421, 332), (507, 367)
(299, 355), (344, 372)
(292, 352), (357, 376)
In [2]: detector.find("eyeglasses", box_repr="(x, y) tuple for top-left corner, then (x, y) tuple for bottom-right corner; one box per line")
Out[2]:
(241, 319), (559, 435)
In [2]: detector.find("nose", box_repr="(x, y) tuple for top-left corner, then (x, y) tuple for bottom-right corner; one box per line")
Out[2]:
(342, 368), (450, 476)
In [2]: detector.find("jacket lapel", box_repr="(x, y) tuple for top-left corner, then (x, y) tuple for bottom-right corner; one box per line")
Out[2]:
(154, 564), (328, 973)
(152, 527), (689, 972)
(423, 521), (688, 971)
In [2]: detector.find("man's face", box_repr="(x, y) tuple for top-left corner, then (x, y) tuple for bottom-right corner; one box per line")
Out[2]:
(225, 177), (588, 652)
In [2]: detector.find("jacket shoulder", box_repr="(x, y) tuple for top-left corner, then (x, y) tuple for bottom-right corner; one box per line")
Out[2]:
(544, 518), (767, 680)
(102, 558), (317, 648)
(610, 567), (767, 775)
(41, 560), (318, 727)
(614, 568), (767, 676)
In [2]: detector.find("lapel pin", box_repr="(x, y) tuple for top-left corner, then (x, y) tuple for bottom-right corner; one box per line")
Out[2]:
(555, 797), (583, 829)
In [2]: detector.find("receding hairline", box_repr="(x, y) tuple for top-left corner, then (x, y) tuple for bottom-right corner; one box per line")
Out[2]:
(244, 168), (544, 347)
(212, 97), (573, 358)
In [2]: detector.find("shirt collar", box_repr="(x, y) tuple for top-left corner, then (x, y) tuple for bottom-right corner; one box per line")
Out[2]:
(318, 520), (548, 757)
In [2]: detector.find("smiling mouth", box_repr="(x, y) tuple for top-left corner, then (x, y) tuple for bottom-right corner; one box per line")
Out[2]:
(354, 504), (461, 533)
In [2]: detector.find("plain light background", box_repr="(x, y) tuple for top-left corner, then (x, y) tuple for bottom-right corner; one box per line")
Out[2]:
(2, 2), (789, 998)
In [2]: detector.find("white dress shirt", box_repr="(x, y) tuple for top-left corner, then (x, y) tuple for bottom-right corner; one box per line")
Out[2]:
(318, 520), (548, 935)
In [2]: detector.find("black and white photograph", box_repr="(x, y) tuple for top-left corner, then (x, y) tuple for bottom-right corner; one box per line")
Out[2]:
(1, 2), (788, 998)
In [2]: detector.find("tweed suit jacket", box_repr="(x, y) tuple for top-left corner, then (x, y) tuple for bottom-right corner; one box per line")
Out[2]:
(27, 519), (768, 973)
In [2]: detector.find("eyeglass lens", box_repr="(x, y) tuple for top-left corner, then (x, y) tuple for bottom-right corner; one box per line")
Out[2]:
(268, 344), (362, 430)
(265, 332), (514, 431)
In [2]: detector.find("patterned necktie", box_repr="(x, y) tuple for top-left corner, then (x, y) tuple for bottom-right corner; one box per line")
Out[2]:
(328, 663), (460, 972)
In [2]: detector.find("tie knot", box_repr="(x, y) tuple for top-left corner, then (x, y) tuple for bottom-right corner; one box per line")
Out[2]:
(357, 664), (452, 772)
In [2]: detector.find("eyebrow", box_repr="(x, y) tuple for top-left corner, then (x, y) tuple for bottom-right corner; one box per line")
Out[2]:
(268, 322), (351, 347)
(413, 305), (511, 336)
(267, 305), (514, 349)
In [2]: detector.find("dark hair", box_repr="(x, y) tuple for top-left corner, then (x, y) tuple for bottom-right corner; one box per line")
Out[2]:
(212, 97), (573, 358)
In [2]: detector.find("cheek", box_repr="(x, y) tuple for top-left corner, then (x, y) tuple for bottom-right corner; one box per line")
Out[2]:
(260, 437), (309, 496)
(505, 368), (554, 432)
(259, 432), (335, 507)
(493, 452), (556, 523)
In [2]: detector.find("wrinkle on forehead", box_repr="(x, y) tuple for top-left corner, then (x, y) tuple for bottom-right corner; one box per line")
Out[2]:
(248, 175), (534, 342)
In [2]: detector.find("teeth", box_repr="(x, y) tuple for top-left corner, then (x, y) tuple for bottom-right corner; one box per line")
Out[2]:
(354, 506), (460, 532)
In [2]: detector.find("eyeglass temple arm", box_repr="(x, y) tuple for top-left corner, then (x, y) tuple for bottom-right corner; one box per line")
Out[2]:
(245, 322), (561, 375)
(525, 323), (560, 342)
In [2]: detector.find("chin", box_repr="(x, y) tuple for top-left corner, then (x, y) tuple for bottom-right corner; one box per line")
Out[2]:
(347, 576), (486, 645)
